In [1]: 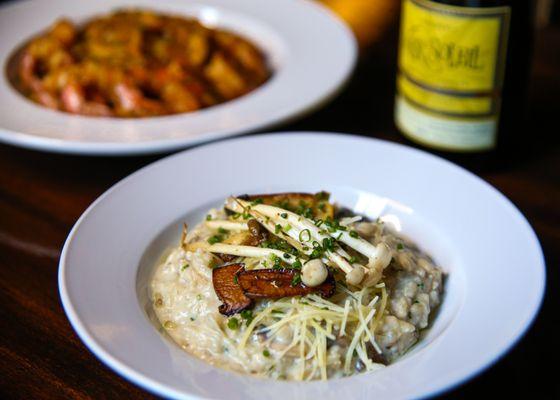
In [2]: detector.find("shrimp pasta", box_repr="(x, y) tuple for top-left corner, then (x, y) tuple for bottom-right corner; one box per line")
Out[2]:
(8, 10), (271, 117)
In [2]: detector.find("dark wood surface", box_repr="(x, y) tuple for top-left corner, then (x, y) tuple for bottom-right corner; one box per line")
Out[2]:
(1, 18), (559, 400)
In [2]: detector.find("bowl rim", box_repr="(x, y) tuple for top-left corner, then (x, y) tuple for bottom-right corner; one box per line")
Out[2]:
(59, 132), (546, 399)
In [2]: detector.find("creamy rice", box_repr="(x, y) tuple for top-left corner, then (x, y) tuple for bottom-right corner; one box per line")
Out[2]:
(151, 208), (444, 380)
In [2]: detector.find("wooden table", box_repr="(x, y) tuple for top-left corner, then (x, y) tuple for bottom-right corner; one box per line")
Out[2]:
(1, 23), (558, 400)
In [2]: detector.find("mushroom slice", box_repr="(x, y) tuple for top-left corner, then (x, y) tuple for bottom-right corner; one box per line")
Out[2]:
(213, 264), (336, 316)
(238, 269), (335, 299)
(240, 192), (334, 220)
(212, 263), (252, 316)
(218, 219), (267, 262)
(366, 343), (388, 366)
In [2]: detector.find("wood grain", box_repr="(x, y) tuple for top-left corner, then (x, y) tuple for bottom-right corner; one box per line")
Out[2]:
(0, 23), (558, 400)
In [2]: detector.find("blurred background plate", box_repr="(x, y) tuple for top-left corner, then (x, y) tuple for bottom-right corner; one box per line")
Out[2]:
(0, 0), (356, 155)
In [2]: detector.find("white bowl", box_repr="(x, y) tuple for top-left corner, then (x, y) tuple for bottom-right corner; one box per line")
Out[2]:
(59, 132), (545, 399)
(0, 0), (355, 155)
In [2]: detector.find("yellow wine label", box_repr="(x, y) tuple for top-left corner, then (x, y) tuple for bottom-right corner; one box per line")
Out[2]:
(396, 0), (510, 151)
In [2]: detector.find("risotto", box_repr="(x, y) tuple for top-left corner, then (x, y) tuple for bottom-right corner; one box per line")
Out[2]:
(150, 193), (444, 380)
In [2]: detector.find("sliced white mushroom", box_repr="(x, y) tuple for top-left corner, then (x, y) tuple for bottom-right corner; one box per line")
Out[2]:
(186, 242), (297, 265)
(225, 197), (393, 287)
(339, 215), (362, 226)
(301, 259), (328, 287)
(346, 264), (366, 286)
(204, 220), (248, 231)
(325, 229), (392, 286)
(227, 198), (365, 284)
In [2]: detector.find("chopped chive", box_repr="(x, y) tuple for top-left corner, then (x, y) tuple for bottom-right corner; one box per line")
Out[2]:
(291, 273), (302, 287)
(241, 312), (253, 325)
(240, 309), (252, 319)
(207, 235), (222, 244)
(263, 349), (271, 357)
(349, 230), (359, 238)
(218, 227), (229, 234)
(299, 229), (311, 242)
(397, 243), (404, 250)
(206, 214), (212, 221)
(275, 224), (282, 234)
(240, 309), (254, 325)
(227, 318), (239, 330)
(322, 237), (335, 252)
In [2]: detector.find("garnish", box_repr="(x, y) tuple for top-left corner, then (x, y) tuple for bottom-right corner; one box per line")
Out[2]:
(219, 192), (392, 288)
(213, 263), (336, 316)
(291, 273), (302, 287)
(240, 309), (254, 325)
(208, 235), (223, 245)
(299, 229), (311, 242)
(227, 317), (240, 330)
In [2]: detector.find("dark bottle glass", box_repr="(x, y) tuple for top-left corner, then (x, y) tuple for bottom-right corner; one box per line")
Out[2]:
(394, 0), (534, 157)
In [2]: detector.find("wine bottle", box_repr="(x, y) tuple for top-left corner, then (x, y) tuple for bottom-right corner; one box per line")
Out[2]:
(394, 0), (533, 153)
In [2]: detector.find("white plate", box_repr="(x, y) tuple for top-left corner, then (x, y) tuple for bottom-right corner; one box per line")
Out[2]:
(59, 133), (545, 399)
(0, 0), (355, 155)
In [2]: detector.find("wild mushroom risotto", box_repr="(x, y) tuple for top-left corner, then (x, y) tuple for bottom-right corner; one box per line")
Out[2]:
(151, 192), (444, 380)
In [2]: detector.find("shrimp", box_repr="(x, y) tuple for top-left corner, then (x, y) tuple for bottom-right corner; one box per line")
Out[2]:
(60, 83), (112, 116)
(17, 22), (75, 110)
(113, 83), (165, 116)
(10, 10), (271, 117)
(18, 52), (59, 109)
